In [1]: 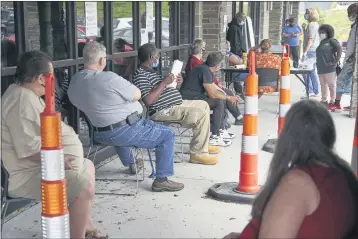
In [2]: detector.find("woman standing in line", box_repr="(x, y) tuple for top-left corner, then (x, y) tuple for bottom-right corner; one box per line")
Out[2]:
(301, 8), (321, 99)
(316, 24), (342, 111)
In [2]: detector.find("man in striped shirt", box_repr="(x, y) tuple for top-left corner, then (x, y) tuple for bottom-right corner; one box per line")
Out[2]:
(132, 43), (220, 165)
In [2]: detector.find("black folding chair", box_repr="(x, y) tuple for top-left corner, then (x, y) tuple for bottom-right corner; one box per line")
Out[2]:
(1, 161), (36, 234)
(82, 113), (156, 195)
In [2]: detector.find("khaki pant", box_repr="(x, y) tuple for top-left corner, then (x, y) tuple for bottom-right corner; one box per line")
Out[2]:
(9, 159), (92, 205)
(319, 72), (336, 103)
(150, 100), (210, 155)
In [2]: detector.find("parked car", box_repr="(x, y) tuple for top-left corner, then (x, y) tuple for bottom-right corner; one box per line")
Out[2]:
(1, 8), (14, 40)
(7, 27), (92, 44)
(113, 18), (133, 30)
(113, 27), (169, 47)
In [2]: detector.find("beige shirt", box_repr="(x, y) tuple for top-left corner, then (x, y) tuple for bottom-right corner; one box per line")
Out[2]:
(1, 84), (84, 191)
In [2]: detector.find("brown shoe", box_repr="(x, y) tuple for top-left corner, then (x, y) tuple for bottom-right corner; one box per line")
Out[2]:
(152, 179), (184, 192)
(129, 158), (144, 175)
(208, 145), (220, 154)
(189, 153), (219, 165)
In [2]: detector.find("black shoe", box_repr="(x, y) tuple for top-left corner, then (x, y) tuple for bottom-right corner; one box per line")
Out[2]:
(234, 118), (243, 125)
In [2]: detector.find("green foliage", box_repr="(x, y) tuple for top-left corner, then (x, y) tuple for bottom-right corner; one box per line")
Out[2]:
(76, 2), (170, 21)
(298, 7), (351, 40)
(331, 2), (337, 9)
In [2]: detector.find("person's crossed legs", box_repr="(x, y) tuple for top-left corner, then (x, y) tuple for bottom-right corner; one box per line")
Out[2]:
(223, 88), (243, 125)
(96, 118), (184, 192)
(150, 100), (220, 165)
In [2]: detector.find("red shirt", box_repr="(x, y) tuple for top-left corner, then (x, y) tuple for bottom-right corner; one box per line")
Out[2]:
(185, 55), (221, 86)
(240, 164), (356, 238)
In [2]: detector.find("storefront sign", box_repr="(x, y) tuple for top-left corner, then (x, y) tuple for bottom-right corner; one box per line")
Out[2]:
(85, 2), (98, 36)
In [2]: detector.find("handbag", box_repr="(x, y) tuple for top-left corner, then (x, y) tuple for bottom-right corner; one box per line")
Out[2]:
(336, 61), (342, 76)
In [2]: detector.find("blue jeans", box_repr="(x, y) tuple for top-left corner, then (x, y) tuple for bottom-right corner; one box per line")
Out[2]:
(94, 118), (175, 178)
(302, 51), (320, 95)
(336, 59), (354, 95)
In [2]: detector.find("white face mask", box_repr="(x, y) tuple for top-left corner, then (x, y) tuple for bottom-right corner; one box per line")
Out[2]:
(239, 20), (245, 26)
(319, 33), (327, 40)
(348, 15), (356, 22)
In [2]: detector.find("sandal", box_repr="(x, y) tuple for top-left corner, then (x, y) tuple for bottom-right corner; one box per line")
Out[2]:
(85, 229), (108, 239)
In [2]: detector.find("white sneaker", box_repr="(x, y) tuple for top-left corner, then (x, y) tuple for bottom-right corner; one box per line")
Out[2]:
(219, 129), (236, 139)
(310, 93), (320, 99)
(209, 135), (232, 147)
(301, 94), (309, 100)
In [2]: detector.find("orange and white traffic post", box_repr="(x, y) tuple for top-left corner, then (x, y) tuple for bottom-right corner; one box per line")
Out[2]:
(40, 73), (70, 238)
(278, 44), (291, 136)
(351, 106), (358, 178)
(236, 50), (260, 194)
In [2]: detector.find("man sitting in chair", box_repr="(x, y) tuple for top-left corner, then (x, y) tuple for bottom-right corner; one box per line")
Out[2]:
(180, 52), (237, 147)
(132, 43), (220, 166)
(1, 51), (107, 238)
(67, 41), (184, 192)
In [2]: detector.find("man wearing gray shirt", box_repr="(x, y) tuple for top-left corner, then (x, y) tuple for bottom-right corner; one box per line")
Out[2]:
(301, 8), (321, 99)
(68, 42), (184, 192)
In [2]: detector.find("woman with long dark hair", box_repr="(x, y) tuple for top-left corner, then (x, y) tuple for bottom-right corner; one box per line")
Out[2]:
(224, 100), (357, 238)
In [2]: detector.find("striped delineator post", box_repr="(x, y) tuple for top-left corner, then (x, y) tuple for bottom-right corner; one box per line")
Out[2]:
(236, 50), (260, 194)
(207, 51), (259, 203)
(40, 73), (70, 238)
(278, 44), (291, 136)
(351, 106), (358, 178)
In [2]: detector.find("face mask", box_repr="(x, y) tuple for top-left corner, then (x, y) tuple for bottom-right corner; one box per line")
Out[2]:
(348, 15), (356, 22)
(152, 59), (159, 68)
(304, 14), (309, 20)
(239, 21), (245, 26)
(319, 33), (327, 40)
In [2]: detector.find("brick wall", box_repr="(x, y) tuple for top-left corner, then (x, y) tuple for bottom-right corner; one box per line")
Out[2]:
(268, 1), (284, 45)
(291, 2), (300, 21)
(200, 1), (232, 80)
(259, 2), (270, 41)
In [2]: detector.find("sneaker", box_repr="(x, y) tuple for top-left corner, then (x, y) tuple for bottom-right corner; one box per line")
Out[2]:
(189, 153), (219, 165)
(208, 145), (221, 154)
(343, 106), (351, 111)
(320, 101), (329, 107)
(234, 115), (244, 125)
(220, 129), (236, 139)
(209, 135), (232, 147)
(330, 104), (342, 112)
(152, 178), (184, 192)
(129, 158), (144, 175)
(310, 94), (321, 99)
(300, 94), (309, 100)
(328, 103), (336, 112)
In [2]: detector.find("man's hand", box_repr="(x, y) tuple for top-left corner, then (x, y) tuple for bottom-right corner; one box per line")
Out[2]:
(176, 74), (183, 85)
(226, 95), (239, 105)
(64, 156), (74, 170)
(327, 62), (337, 66)
(161, 73), (175, 86)
(223, 232), (241, 239)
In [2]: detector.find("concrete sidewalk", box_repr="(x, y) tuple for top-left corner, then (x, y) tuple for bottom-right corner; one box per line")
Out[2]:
(3, 76), (355, 238)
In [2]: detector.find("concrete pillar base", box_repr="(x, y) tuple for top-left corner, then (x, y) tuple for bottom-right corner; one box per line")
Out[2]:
(207, 182), (259, 204)
(262, 138), (278, 153)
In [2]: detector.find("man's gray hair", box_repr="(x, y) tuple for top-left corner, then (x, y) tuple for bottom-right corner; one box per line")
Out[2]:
(206, 52), (224, 67)
(191, 39), (206, 55)
(83, 41), (107, 65)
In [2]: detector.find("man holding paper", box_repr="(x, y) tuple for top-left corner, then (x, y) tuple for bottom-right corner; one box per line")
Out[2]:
(132, 43), (220, 165)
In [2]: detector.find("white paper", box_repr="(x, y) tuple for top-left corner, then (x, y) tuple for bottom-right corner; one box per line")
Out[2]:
(168, 60), (183, 88)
